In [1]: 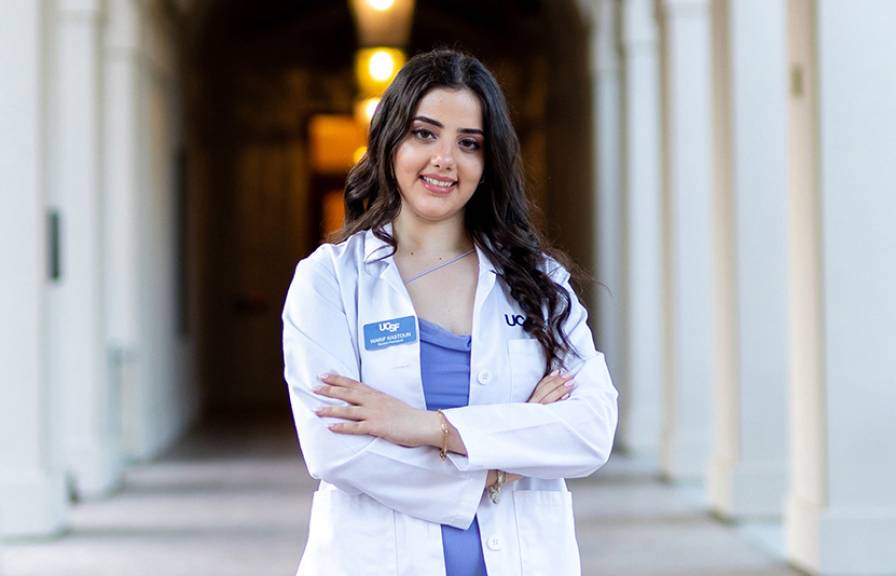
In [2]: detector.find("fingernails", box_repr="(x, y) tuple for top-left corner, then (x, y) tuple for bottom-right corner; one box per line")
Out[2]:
(561, 393), (570, 400)
(549, 369), (559, 377)
(319, 373), (331, 380)
(564, 380), (576, 388)
(562, 373), (575, 381)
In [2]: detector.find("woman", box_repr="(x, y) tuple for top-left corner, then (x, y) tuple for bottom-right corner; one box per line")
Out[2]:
(282, 49), (618, 576)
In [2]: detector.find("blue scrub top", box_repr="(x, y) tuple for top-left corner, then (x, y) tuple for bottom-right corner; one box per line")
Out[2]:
(418, 318), (488, 576)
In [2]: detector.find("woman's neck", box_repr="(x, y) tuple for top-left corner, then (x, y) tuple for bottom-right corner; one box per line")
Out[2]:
(392, 211), (473, 256)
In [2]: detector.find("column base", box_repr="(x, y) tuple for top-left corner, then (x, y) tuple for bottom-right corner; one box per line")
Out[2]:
(661, 437), (710, 481)
(708, 457), (786, 520)
(67, 436), (123, 499)
(786, 494), (896, 575)
(0, 470), (67, 537)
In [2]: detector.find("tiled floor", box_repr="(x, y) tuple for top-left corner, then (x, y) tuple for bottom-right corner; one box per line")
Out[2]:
(2, 416), (802, 575)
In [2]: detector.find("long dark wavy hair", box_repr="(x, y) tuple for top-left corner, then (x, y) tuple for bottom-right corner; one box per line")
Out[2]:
(335, 49), (578, 374)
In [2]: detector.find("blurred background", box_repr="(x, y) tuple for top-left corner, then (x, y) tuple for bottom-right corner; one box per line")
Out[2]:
(1, 0), (894, 575)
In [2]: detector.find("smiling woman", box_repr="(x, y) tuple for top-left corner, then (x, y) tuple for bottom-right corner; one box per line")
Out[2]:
(282, 49), (618, 576)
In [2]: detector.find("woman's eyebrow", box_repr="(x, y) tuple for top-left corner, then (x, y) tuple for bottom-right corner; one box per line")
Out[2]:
(412, 115), (484, 136)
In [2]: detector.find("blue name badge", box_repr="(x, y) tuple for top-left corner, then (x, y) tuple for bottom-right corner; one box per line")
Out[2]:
(363, 316), (418, 351)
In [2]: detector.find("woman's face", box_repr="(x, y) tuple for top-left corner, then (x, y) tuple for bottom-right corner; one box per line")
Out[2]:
(392, 87), (485, 225)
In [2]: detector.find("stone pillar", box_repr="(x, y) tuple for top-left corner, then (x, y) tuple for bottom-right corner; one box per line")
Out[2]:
(707, 0), (789, 519)
(590, 0), (626, 412)
(618, 0), (663, 457)
(104, 0), (143, 462)
(0, 0), (67, 537)
(657, 0), (713, 480)
(53, 0), (122, 498)
(786, 0), (896, 573)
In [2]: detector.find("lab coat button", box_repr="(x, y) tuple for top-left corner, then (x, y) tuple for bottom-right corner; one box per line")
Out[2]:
(487, 536), (502, 551)
(477, 370), (492, 385)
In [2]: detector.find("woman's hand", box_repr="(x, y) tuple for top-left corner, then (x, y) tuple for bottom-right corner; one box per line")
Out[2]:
(527, 369), (575, 404)
(313, 373), (437, 448)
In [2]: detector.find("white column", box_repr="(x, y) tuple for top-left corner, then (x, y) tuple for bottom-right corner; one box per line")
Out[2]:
(53, 0), (122, 497)
(105, 0), (143, 461)
(591, 0), (626, 422)
(0, 0), (67, 537)
(658, 0), (713, 480)
(619, 0), (663, 457)
(786, 1), (896, 573)
(107, 0), (195, 460)
(707, 0), (789, 519)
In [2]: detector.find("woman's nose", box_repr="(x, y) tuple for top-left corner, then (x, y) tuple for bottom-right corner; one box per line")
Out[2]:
(431, 145), (456, 169)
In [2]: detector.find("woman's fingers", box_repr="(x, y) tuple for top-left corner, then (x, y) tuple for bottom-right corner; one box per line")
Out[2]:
(527, 370), (560, 403)
(328, 421), (368, 435)
(314, 404), (364, 420)
(319, 373), (362, 388)
(528, 371), (574, 403)
(314, 374), (366, 403)
(539, 379), (575, 404)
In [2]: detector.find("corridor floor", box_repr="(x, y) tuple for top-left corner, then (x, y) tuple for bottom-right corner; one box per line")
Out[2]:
(3, 415), (801, 576)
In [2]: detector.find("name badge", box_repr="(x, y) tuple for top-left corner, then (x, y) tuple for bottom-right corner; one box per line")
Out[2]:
(363, 316), (417, 350)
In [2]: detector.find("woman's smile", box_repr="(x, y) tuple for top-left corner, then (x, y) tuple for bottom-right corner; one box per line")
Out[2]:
(420, 174), (458, 194)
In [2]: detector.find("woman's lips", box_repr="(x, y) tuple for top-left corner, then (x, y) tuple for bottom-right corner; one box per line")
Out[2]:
(420, 175), (457, 194)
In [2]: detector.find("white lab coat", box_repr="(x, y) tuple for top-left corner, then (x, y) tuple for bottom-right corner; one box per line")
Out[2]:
(282, 225), (618, 576)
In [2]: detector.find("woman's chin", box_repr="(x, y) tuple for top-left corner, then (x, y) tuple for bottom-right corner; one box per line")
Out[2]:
(401, 201), (464, 224)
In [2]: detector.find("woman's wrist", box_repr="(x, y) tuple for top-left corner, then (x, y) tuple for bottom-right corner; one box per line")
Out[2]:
(421, 409), (468, 455)
(419, 410), (445, 449)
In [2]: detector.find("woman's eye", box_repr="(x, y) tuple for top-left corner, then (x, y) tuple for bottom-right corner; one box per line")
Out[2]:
(412, 128), (436, 140)
(459, 138), (482, 151)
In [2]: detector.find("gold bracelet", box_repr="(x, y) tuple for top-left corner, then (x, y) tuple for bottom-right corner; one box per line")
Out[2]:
(436, 410), (449, 460)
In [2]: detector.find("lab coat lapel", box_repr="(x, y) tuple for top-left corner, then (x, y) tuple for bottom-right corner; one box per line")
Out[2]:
(363, 224), (413, 302)
(473, 242), (499, 321)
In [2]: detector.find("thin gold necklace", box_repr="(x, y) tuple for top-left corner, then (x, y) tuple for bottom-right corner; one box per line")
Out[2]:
(402, 248), (476, 285)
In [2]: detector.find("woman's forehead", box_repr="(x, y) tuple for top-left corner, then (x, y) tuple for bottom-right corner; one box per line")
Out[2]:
(413, 88), (483, 130)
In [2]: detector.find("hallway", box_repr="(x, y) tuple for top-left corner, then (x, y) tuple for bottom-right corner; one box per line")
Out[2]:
(3, 416), (800, 576)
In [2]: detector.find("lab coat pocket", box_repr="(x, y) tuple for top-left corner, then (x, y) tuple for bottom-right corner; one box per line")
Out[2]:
(298, 489), (397, 576)
(508, 338), (547, 402)
(512, 490), (580, 575)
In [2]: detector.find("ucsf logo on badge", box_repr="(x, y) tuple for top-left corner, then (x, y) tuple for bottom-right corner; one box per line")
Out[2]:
(363, 316), (418, 350)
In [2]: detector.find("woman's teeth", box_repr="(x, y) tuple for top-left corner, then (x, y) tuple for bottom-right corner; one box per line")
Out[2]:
(422, 176), (455, 188)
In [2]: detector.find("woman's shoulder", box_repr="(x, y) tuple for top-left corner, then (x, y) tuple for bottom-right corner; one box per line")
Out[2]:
(296, 230), (367, 274)
(289, 230), (369, 294)
(538, 253), (571, 284)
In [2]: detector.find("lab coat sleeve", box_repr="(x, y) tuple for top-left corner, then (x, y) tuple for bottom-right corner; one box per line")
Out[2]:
(282, 252), (488, 529)
(442, 266), (619, 479)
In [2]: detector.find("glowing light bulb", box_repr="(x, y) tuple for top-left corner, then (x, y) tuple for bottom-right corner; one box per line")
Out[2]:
(363, 98), (381, 123)
(366, 0), (395, 11)
(368, 50), (396, 82)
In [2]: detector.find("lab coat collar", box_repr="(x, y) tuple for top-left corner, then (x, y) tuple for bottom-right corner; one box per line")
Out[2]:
(363, 224), (395, 264)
